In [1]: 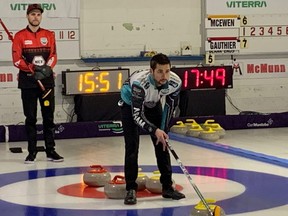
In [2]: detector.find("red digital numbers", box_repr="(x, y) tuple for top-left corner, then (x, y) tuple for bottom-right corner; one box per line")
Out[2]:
(215, 68), (226, 86)
(203, 70), (214, 86)
(174, 66), (232, 90)
(184, 68), (226, 88)
(184, 70), (189, 88)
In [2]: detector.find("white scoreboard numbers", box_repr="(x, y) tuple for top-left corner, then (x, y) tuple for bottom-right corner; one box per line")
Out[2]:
(205, 0), (288, 55)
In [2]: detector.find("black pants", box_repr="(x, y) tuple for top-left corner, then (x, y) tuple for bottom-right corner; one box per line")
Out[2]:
(21, 88), (56, 153)
(121, 102), (173, 191)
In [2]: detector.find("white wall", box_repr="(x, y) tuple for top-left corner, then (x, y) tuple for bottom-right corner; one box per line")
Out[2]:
(227, 76), (288, 114)
(80, 0), (201, 58)
(222, 55), (288, 114)
(0, 0), (288, 125)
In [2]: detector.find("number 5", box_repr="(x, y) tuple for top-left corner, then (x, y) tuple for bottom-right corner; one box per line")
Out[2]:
(206, 53), (215, 65)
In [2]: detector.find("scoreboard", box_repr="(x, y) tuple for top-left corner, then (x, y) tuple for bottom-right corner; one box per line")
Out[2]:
(205, 0), (288, 55)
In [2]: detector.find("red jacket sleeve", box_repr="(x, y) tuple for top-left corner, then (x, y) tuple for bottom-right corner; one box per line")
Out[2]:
(12, 32), (31, 73)
(46, 31), (57, 69)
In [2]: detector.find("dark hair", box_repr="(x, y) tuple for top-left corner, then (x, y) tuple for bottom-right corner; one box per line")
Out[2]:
(150, 53), (171, 70)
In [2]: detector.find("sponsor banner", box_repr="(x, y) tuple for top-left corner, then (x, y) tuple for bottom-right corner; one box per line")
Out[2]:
(221, 58), (288, 79)
(5, 121), (146, 142)
(245, 62), (286, 77)
(97, 121), (124, 135)
(172, 112), (288, 130)
(6, 122), (119, 142)
(0, 0), (80, 18)
(3, 114), (288, 142)
(206, 0), (288, 15)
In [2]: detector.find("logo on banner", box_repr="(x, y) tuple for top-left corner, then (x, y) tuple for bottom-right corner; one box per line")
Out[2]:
(247, 63), (286, 74)
(37, 125), (65, 135)
(247, 118), (273, 128)
(10, 3), (56, 12)
(226, 1), (267, 8)
(98, 121), (123, 134)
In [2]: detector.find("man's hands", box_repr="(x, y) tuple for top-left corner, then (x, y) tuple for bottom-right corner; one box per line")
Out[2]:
(33, 65), (53, 80)
(155, 128), (169, 151)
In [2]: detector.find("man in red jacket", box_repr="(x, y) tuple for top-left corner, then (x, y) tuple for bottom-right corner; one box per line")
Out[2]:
(12, 4), (63, 164)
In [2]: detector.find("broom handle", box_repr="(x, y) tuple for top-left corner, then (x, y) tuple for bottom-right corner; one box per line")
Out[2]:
(0, 18), (46, 92)
(166, 141), (214, 216)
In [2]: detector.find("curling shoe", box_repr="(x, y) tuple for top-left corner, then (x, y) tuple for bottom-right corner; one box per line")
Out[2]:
(46, 150), (64, 162)
(124, 189), (137, 205)
(24, 152), (37, 164)
(162, 187), (185, 200)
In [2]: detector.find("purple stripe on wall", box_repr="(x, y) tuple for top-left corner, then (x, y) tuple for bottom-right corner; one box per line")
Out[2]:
(1, 112), (288, 142)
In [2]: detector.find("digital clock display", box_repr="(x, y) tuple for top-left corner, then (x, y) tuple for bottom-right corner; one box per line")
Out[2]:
(62, 69), (130, 95)
(172, 66), (233, 90)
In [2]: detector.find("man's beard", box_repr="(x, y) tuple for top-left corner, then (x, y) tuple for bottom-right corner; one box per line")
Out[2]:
(29, 21), (40, 27)
(154, 80), (166, 87)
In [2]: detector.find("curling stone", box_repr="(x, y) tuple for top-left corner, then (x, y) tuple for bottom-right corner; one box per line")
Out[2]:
(186, 124), (204, 138)
(170, 121), (188, 135)
(190, 199), (226, 216)
(136, 168), (148, 191)
(83, 165), (111, 187)
(199, 128), (220, 142)
(184, 119), (199, 129)
(145, 174), (162, 194)
(146, 170), (175, 194)
(202, 120), (226, 138)
(104, 175), (126, 199)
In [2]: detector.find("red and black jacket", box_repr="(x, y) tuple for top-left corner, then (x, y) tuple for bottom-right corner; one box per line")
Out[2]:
(12, 26), (57, 88)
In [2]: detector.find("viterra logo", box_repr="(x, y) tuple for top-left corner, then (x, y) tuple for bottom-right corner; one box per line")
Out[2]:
(226, 1), (267, 8)
(98, 121), (123, 134)
(10, 3), (56, 12)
